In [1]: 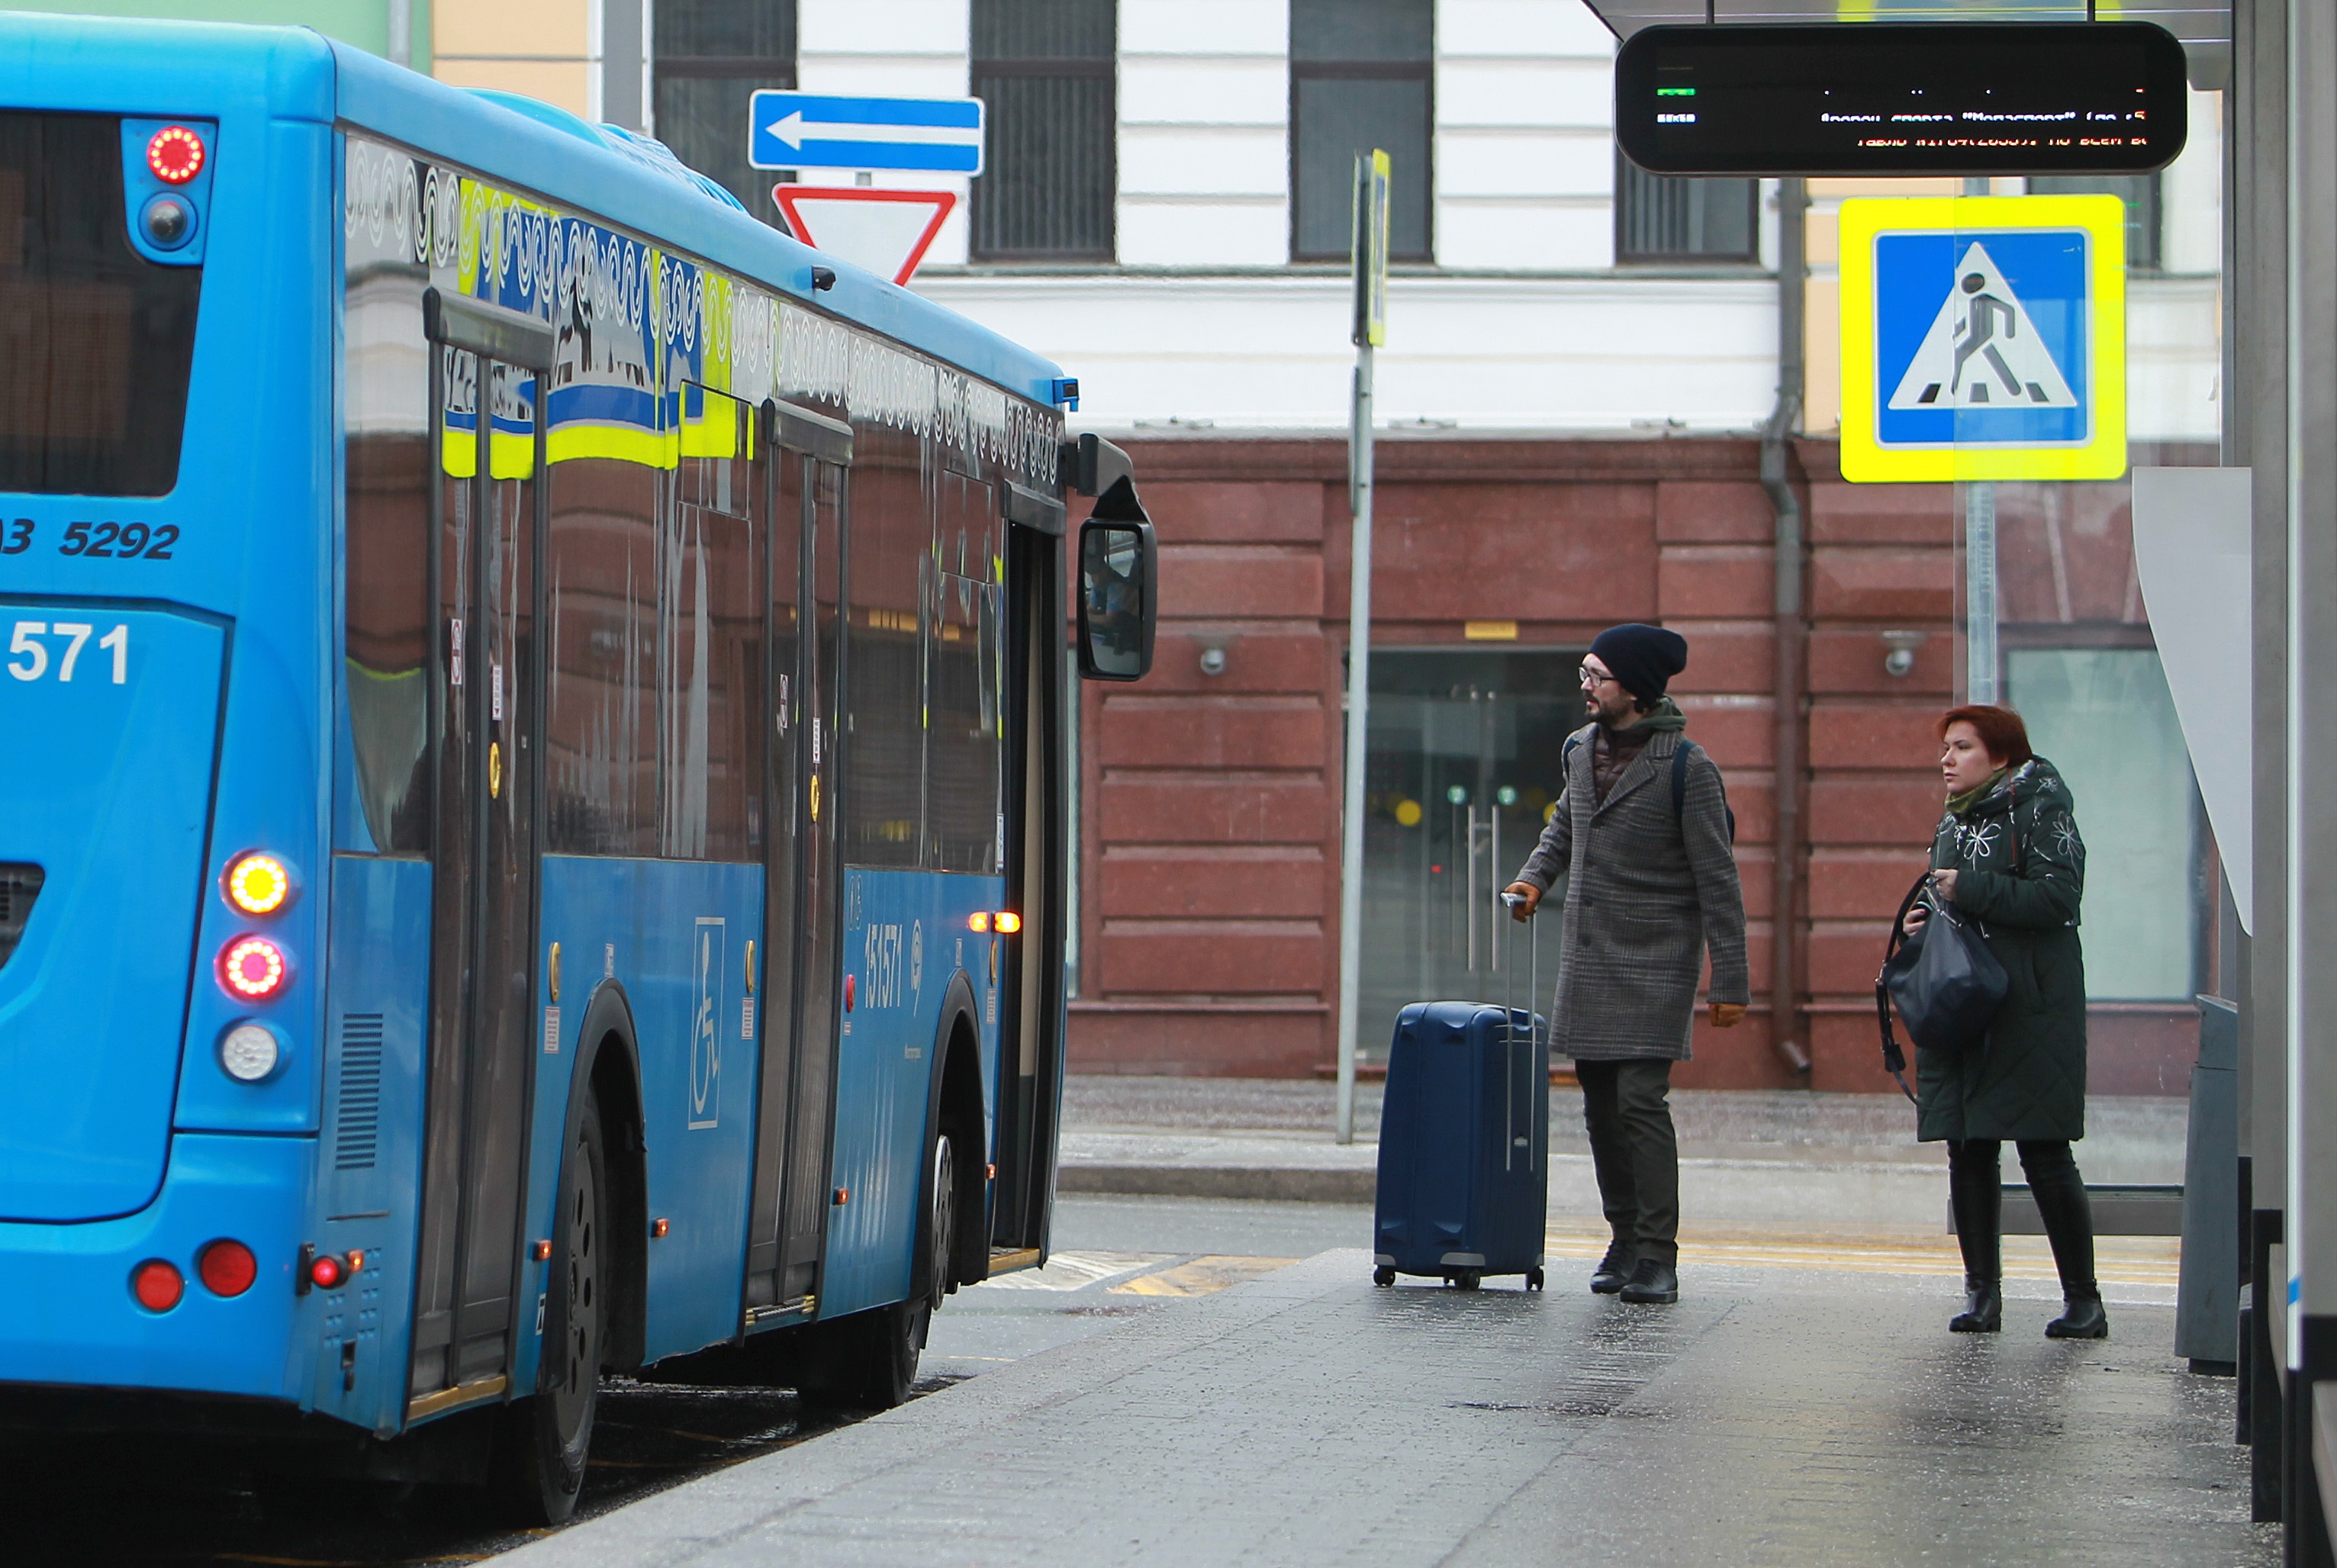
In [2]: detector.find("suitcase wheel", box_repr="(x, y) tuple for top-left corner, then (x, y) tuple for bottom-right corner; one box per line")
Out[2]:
(1526, 1267), (1545, 1293)
(1373, 1267), (1396, 1288)
(1446, 1270), (1482, 1291)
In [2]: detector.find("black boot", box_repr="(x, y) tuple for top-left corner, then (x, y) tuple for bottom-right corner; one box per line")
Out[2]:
(1950, 1277), (2002, 1333)
(1618, 1257), (1679, 1304)
(1589, 1241), (1634, 1295)
(2020, 1141), (2101, 1318)
(2047, 1295), (2109, 1339)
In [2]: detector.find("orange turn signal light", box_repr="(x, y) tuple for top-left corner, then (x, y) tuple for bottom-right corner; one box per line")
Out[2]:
(994, 912), (1022, 935)
(968, 911), (990, 932)
(225, 852), (292, 915)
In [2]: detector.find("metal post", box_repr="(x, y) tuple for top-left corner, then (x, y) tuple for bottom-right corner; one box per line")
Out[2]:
(1965, 481), (2000, 704)
(1336, 150), (1389, 1147)
(1336, 340), (1376, 1145)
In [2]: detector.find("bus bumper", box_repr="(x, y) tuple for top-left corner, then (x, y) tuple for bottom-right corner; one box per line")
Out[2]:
(0, 1132), (311, 1405)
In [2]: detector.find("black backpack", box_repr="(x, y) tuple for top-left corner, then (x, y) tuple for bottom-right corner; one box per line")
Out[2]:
(1560, 732), (1736, 844)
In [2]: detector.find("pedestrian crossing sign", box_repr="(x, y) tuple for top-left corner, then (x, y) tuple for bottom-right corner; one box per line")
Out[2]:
(1838, 195), (2127, 484)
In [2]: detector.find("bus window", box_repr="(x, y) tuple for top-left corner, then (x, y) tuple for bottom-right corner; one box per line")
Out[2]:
(0, 112), (199, 495)
(546, 456), (658, 856)
(931, 469), (1003, 873)
(844, 422), (926, 867)
(343, 264), (432, 854)
(675, 386), (762, 861)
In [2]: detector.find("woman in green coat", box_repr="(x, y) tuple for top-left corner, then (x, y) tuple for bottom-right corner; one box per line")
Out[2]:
(1902, 704), (2104, 1340)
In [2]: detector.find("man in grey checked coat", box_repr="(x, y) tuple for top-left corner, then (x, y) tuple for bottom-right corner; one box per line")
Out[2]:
(1504, 623), (1749, 1306)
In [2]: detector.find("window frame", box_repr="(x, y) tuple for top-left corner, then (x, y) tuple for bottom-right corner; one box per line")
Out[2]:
(1612, 153), (1762, 266)
(1287, 56), (1435, 265)
(968, 24), (1119, 263)
(650, 0), (798, 226)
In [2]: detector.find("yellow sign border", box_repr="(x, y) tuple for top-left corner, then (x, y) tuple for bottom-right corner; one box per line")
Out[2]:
(1839, 195), (2127, 484)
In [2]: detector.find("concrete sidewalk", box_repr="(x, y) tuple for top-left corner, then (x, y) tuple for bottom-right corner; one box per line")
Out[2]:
(499, 1248), (2265, 1568)
(1056, 1077), (2191, 1215)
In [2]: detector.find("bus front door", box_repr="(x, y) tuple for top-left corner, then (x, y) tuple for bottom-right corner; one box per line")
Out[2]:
(991, 503), (1068, 1258)
(745, 404), (853, 1321)
(410, 316), (551, 1411)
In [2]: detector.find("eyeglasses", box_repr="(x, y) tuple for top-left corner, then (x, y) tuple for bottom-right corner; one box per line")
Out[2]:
(1578, 665), (1617, 688)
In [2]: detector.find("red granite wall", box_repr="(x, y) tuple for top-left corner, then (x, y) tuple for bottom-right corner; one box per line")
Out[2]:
(1067, 433), (2203, 1093)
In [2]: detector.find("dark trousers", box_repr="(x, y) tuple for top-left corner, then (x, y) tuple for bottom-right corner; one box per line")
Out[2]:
(1947, 1137), (2100, 1301)
(1576, 1058), (1679, 1266)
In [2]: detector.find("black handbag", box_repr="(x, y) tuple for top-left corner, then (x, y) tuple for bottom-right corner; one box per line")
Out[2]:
(1874, 874), (2009, 1103)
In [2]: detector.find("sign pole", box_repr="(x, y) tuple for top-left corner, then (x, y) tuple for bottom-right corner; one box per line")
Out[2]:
(1964, 480), (1999, 702)
(1337, 150), (1389, 1147)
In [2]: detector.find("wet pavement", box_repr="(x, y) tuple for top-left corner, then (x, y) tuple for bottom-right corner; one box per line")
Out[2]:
(493, 1247), (2271, 1568)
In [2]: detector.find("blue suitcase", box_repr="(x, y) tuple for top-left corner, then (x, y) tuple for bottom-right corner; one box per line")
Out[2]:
(1372, 917), (1549, 1290)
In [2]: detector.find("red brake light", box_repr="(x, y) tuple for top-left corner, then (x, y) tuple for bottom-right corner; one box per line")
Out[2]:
(309, 1253), (346, 1290)
(994, 912), (1022, 935)
(198, 1240), (257, 1298)
(146, 125), (205, 185)
(218, 935), (288, 1000)
(132, 1259), (185, 1312)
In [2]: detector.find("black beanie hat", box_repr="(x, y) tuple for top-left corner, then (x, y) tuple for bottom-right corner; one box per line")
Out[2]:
(1589, 623), (1688, 704)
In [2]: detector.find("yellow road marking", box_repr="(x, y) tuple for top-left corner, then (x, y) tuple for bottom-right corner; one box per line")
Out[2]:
(1540, 1223), (2180, 1286)
(1112, 1256), (1299, 1297)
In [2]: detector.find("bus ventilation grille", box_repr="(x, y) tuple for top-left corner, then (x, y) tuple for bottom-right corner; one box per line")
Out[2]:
(0, 865), (43, 972)
(335, 1015), (385, 1170)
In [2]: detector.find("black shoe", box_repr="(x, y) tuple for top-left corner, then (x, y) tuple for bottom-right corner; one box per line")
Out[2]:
(2046, 1296), (2108, 1339)
(1618, 1258), (1679, 1304)
(1949, 1279), (2002, 1333)
(1589, 1244), (1634, 1295)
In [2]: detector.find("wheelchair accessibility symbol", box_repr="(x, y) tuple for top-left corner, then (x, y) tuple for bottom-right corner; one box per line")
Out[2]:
(689, 916), (726, 1130)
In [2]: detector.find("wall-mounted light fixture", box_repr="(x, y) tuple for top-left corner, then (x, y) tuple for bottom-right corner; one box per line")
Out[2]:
(1882, 629), (1927, 678)
(1193, 630), (1238, 677)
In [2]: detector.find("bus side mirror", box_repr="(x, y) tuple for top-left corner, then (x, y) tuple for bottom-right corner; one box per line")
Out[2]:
(1077, 497), (1156, 683)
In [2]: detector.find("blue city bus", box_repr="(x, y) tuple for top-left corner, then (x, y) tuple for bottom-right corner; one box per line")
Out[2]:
(0, 13), (1155, 1521)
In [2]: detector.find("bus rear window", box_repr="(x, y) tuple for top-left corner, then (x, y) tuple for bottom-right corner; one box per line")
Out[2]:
(0, 113), (199, 497)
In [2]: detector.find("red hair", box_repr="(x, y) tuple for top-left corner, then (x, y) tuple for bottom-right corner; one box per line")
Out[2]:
(1937, 704), (2033, 768)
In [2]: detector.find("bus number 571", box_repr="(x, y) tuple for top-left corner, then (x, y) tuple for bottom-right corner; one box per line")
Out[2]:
(8, 621), (128, 684)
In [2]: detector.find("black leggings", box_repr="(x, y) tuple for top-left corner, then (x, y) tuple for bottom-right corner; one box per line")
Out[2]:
(1947, 1138), (2099, 1302)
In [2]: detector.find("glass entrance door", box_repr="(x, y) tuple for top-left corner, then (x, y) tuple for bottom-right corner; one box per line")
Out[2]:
(1358, 650), (1581, 1061)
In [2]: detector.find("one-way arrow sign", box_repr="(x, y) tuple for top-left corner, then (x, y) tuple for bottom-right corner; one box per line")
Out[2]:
(748, 91), (985, 176)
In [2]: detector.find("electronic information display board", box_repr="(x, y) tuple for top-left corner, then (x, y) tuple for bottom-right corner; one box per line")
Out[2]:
(1615, 23), (2189, 176)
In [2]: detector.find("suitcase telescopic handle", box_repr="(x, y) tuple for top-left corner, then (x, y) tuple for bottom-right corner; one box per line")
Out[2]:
(1499, 892), (1539, 1170)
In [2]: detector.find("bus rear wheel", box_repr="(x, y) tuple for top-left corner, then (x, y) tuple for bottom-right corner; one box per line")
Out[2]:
(498, 1093), (607, 1525)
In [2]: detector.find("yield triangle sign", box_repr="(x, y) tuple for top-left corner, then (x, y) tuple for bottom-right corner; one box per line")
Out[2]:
(771, 186), (956, 287)
(1886, 241), (2079, 411)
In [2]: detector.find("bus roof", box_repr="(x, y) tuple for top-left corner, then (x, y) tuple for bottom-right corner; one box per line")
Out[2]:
(0, 11), (1065, 407)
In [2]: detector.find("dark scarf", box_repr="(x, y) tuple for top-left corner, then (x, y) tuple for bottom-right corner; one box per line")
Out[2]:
(1592, 698), (1685, 805)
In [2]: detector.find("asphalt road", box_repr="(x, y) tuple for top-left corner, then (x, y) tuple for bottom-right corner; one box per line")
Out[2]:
(12, 1195), (1341, 1568)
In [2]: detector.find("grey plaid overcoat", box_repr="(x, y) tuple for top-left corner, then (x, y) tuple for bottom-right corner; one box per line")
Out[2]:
(1514, 723), (1750, 1061)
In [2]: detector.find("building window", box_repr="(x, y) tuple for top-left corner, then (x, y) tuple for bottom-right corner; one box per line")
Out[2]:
(1289, 0), (1433, 263)
(971, 0), (1116, 262)
(2027, 175), (2162, 271)
(1614, 158), (1758, 263)
(654, 0), (797, 229)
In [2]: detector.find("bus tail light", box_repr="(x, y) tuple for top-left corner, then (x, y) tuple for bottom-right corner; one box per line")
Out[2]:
(198, 1240), (257, 1298)
(994, 912), (1022, 935)
(144, 125), (206, 185)
(224, 852), (293, 915)
(218, 936), (288, 1000)
(308, 1252), (346, 1291)
(132, 1259), (184, 1312)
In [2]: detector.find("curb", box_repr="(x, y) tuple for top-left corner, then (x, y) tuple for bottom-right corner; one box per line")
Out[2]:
(1057, 1163), (1376, 1204)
